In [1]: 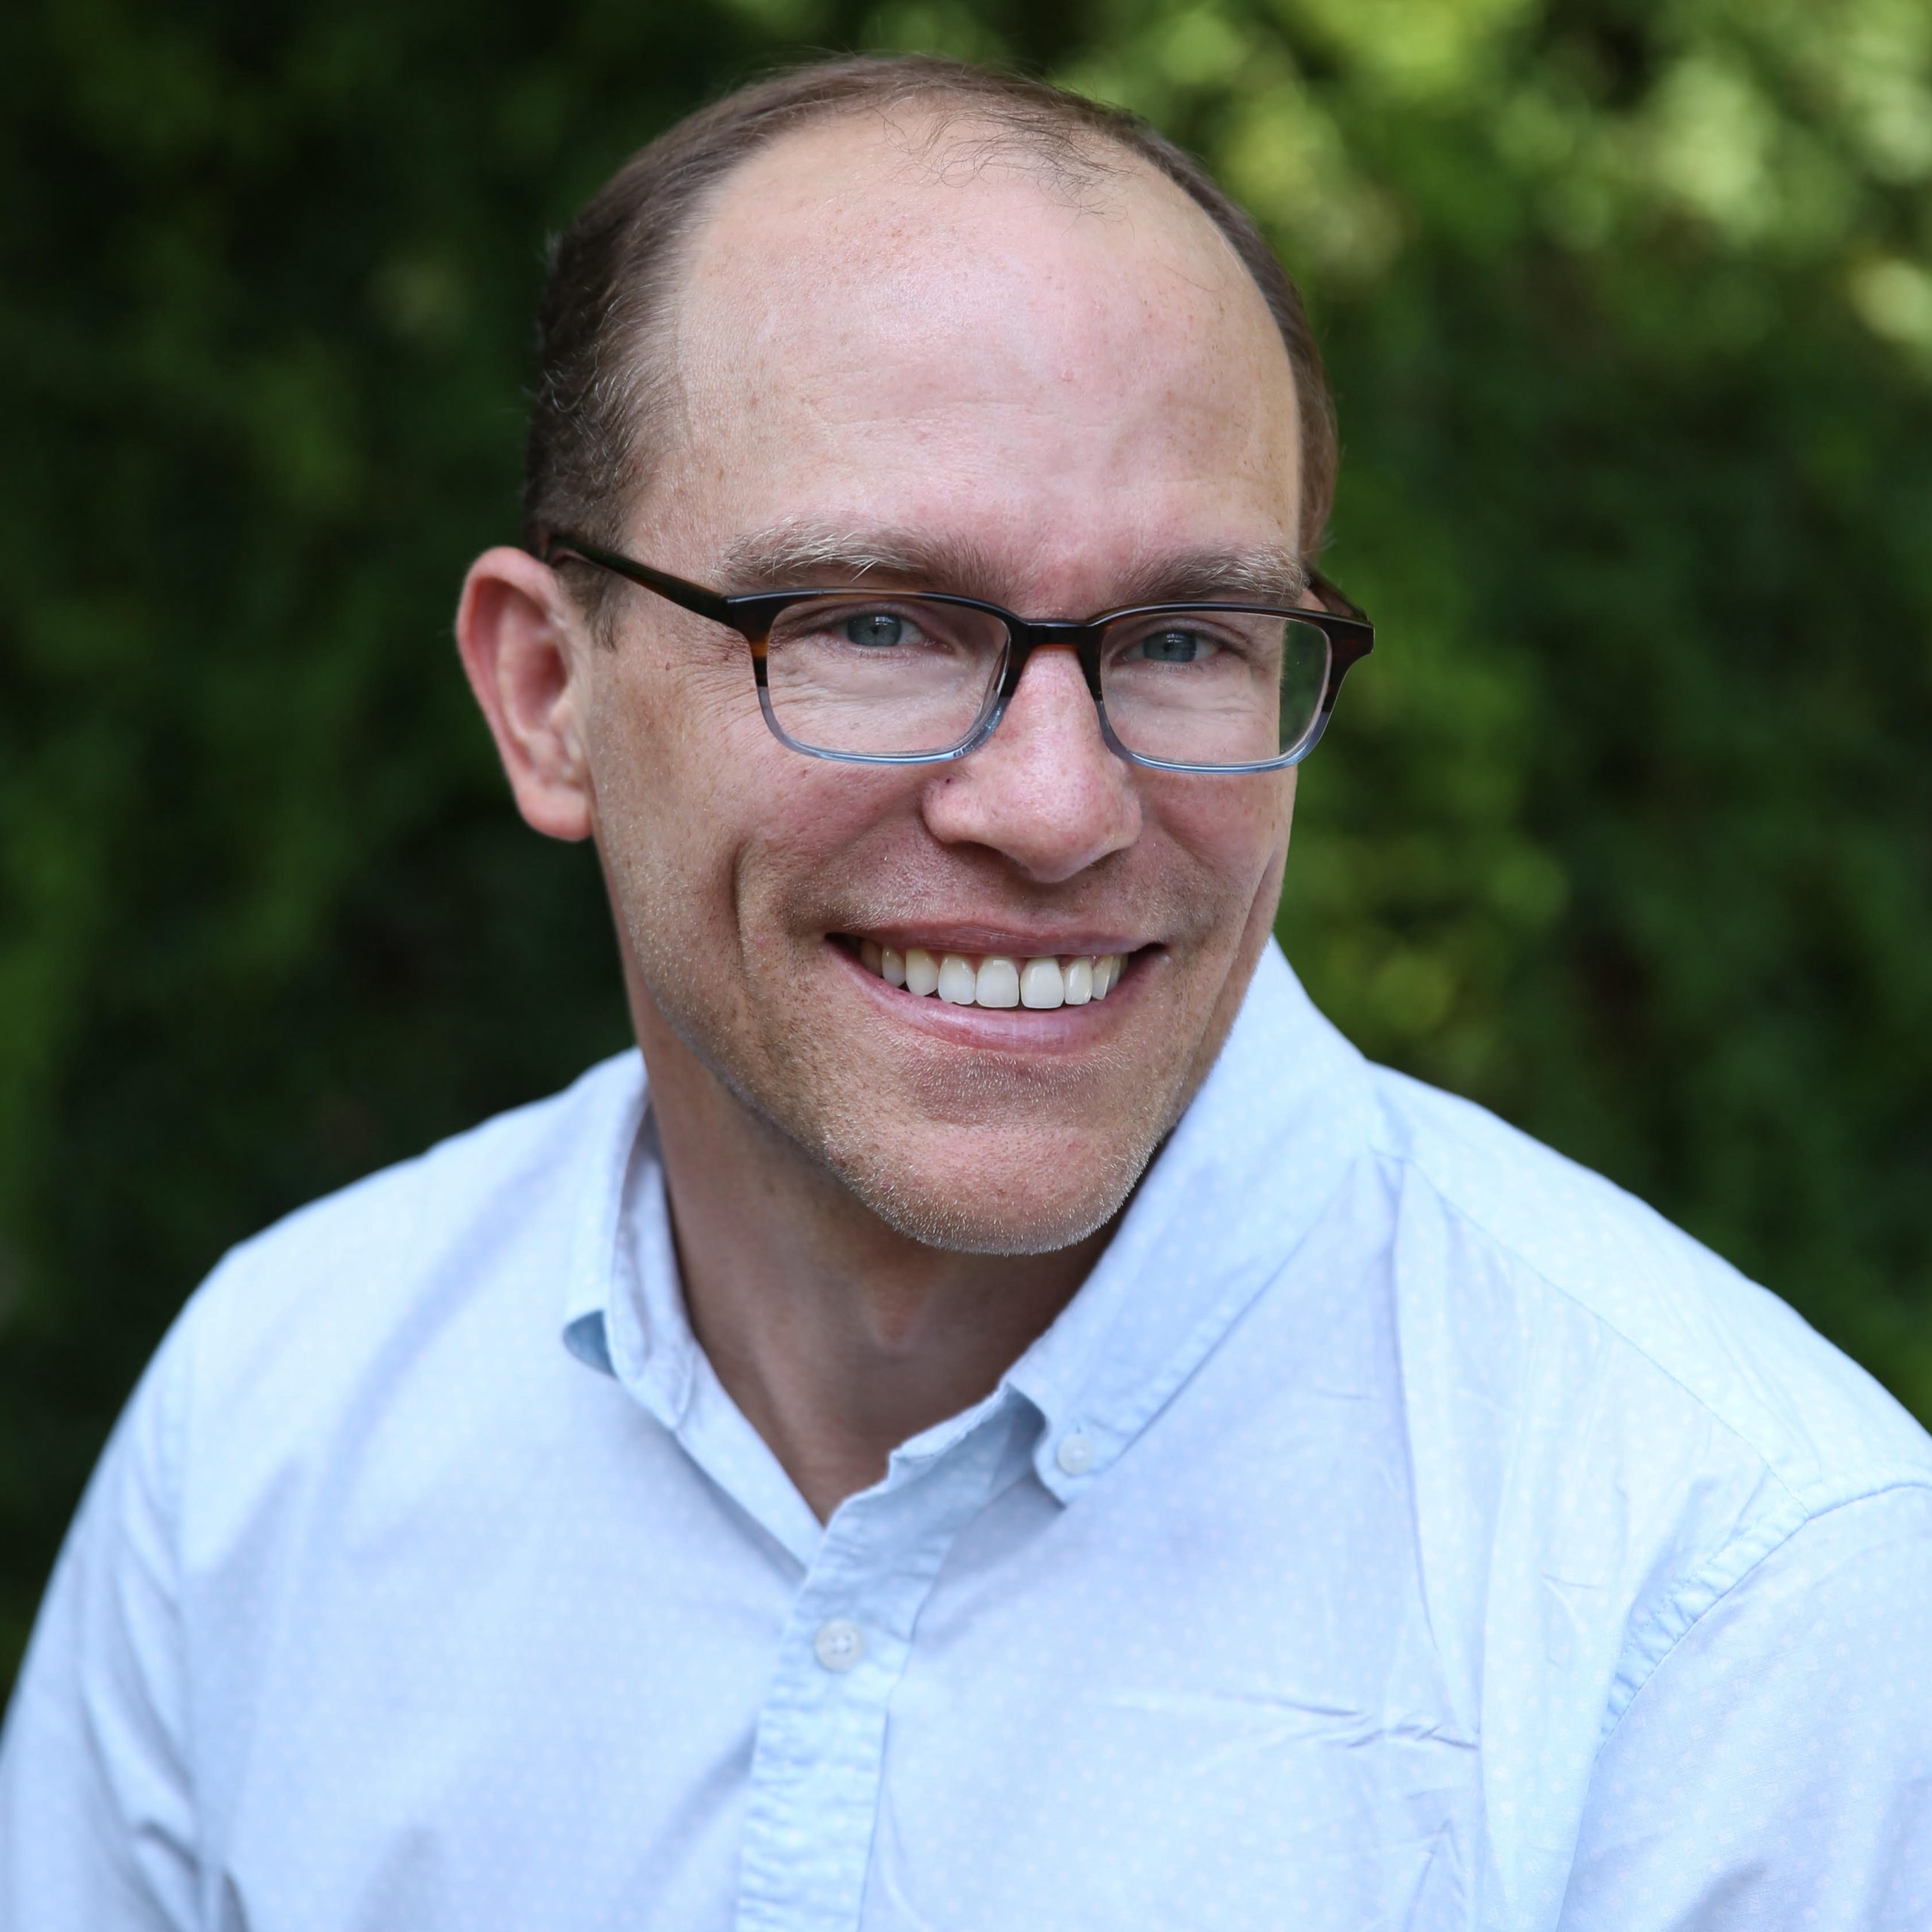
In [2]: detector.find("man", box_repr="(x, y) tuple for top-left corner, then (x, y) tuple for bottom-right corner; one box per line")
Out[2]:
(4, 51), (1930, 1931)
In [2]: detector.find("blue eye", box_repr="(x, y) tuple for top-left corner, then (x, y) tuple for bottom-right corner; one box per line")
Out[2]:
(843, 612), (906, 648)
(1138, 627), (1207, 663)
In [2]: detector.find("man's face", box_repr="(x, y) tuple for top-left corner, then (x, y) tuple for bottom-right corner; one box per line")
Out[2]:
(579, 117), (1305, 1253)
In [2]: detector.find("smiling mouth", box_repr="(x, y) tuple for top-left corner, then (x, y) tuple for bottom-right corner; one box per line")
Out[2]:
(841, 937), (1133, 1011)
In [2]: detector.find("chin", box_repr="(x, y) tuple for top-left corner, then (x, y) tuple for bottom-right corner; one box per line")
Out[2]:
(819, 1124), (1163, 1257)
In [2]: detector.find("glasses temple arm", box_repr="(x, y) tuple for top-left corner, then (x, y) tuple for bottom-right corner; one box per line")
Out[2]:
(1306, 567), (1367, 625)
(539, 534), (736, 626)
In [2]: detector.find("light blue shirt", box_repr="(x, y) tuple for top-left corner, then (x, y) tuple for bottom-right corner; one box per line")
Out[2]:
(5, 942), (1931, 1930)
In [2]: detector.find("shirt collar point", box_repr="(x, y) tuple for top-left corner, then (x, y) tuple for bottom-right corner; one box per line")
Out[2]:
(561, 1310), (616, 1377)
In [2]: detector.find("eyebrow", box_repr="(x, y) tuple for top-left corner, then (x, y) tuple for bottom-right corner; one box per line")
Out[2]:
(1116, 548), (1309, 607)
(711, 522), (1309, 610)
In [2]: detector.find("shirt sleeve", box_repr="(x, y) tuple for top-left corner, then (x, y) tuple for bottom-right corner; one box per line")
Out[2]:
(0, 1320), (199, 1931)
(1557, 1482), (1932, 1930)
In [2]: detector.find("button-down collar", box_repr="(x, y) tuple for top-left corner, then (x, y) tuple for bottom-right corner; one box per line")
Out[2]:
(560, 941), (1378, 1531)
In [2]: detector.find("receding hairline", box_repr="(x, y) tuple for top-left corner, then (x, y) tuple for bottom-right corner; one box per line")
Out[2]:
(652, 99), (1300, 500)
(675, 96), (1290, 324)
(522, 54), (1339, 598)
(698, 88), (1160, 217)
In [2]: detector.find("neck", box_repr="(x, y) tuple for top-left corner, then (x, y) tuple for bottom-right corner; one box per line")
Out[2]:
(631, 994), (1106, 1522)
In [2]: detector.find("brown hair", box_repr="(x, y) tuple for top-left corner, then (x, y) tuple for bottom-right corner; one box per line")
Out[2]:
(521, 54), (1337, 604)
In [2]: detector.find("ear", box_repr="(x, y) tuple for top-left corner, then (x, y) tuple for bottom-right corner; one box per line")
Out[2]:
(455, 546), (595, 843)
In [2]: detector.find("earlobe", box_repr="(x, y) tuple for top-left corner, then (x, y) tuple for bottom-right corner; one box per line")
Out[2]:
(455, 546), (595, 843)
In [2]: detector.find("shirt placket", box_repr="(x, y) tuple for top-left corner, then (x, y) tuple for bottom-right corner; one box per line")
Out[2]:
(734, 1408), (1020, 1932)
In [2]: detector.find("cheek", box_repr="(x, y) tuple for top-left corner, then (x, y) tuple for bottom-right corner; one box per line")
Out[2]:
(586, 645), (924, 948)
(733, 766), (935, 956)
(583, 651), (758, 920)
(1148, 768), (1295, 903)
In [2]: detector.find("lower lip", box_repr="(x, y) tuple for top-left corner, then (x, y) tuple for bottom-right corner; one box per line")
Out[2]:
(829, 942), (1152, 1053)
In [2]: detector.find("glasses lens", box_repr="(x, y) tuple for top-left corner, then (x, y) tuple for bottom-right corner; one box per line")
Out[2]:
(763, 596), (1008, 758)
(1099, 610), (1331, 768)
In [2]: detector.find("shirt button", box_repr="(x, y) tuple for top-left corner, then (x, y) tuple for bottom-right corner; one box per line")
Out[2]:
(813, 1618), (866, 1673)
(1056, 1430), (1095, 1476)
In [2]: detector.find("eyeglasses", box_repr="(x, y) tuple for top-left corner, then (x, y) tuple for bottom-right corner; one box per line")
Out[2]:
(540, 534), (1374, 774)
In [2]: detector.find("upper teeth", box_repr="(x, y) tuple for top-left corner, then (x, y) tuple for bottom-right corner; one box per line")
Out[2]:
(855, 940), (1128, 1010)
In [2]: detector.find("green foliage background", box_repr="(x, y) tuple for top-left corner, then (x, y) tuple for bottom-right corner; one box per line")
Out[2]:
(3, 0), (1930, 1687)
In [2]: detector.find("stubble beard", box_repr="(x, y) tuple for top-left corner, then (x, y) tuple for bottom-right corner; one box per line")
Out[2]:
(621, 905), (1235, 1259)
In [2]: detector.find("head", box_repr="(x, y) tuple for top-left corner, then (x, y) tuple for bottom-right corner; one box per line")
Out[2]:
(458, 56), (1340, 1254)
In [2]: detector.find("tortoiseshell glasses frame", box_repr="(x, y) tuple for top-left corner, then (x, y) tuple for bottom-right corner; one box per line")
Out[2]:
(540, 533), (1374, 775)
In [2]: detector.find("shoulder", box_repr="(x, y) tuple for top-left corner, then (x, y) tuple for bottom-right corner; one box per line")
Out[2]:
(1343, 1061), (1932, 1887)
(222, 1048), (641, 1280)
(1363, 1063), (1932, 1515)
(167, 1051), (642, 1456)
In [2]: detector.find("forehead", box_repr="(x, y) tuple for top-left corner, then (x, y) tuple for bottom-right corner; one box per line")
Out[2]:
(652, 110), (1302, 589)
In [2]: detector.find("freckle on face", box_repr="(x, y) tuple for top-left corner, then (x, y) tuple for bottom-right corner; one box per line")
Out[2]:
(589, 115), (1306, 1254)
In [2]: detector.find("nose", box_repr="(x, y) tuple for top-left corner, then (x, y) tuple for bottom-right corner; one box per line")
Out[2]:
(918, 645), (1141, 883)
